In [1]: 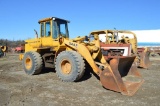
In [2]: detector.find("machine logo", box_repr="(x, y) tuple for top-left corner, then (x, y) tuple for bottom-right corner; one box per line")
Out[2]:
(69, 42), (77, 47)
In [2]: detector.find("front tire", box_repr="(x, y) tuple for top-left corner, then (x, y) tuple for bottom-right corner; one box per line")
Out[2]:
(55, 51), (85, 82)
(22, 51), (43, 75)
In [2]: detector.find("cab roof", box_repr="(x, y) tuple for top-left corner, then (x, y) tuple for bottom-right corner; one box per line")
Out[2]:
(38, 17), (70, 23)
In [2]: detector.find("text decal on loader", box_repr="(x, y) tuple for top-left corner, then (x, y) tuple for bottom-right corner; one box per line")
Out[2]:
(69, 42), (77, 47)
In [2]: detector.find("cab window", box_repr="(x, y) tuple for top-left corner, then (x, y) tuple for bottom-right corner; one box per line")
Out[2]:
(89, 34), (95, 42)
(41, 23), (44, 37)
(59, 24), (65, 36)
(52, 21), (58, 39)
(45, 21), (51, 37)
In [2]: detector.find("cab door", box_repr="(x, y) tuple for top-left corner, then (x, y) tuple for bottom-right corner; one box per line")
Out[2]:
(40, 20), (59, 49)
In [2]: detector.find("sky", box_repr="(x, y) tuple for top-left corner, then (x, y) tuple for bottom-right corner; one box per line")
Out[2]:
(0, 0), (160, 41)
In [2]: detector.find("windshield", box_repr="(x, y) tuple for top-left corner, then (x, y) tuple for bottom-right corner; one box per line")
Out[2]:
(56, 20), (69, 38)
(89, 34), (95, 42)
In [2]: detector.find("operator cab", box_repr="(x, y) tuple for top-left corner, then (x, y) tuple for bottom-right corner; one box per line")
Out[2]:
(38, 17), (70, 39)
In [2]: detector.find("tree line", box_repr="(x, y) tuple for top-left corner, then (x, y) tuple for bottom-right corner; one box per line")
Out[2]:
(0, 39), (25, 47)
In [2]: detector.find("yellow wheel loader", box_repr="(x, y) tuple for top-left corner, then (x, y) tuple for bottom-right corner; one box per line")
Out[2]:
(20, 17), (144, 96)
(0, 45), (7, 57)
(98, 30), (151, 69)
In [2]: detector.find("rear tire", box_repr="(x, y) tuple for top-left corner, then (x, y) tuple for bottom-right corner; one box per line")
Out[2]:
(55, 51), (85, 82)
(22, 51), (43, 75)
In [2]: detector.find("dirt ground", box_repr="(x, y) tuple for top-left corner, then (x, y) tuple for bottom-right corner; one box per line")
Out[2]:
(0, 53), (160, 106)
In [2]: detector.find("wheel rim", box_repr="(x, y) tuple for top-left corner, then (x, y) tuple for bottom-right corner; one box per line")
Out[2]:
(61, 59), (72, 74)
(25, 57), (32, 70)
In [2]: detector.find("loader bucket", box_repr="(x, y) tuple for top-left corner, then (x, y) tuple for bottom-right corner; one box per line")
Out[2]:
(100, 56), (144, 96)
(138, 47), (151, 68)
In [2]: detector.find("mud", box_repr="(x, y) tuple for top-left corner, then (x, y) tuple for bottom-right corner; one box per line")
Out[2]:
(0, 53), (160, 106)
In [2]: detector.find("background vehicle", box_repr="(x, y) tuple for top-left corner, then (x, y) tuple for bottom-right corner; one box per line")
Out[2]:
(98, 30), (151, 68)
(15, 44), (25, 53)
(0, 45), (7, 57)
